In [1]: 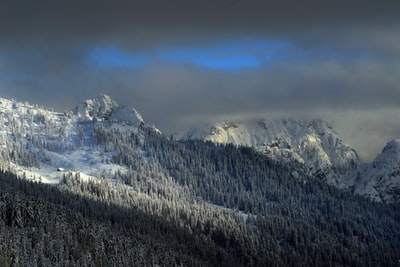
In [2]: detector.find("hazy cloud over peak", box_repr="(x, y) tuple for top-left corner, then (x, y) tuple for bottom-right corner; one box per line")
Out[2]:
(0, 0), (400, 161)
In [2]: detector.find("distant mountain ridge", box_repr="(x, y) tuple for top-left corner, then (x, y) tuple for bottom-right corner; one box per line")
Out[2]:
(187, 118), (400, 203)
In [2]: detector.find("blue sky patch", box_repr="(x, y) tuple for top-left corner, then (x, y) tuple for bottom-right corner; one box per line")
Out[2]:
(154, 39), (291, 70)
(86, 39), (293, 71)
(86, 46), (147, 69)
(85, 39), (366, 72)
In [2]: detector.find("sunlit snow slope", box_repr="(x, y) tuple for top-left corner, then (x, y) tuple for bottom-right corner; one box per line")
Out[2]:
(0, 94), (156, 184)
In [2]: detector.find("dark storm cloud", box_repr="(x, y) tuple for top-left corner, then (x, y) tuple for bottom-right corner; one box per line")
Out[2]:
(1, 0), (400, 46)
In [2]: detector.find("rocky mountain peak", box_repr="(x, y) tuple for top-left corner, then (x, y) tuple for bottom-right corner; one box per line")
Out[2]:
(75, 94), (119, 121)
(373, 139), (400, 168)
(74, 94), (146, 128)
(355, 139), (400, 203)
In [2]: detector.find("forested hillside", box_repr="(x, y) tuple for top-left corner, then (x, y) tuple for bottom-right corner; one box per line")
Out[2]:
(1, 123), (400, 266)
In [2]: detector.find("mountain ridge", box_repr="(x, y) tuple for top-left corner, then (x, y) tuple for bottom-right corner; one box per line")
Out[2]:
(0, 94), (398, 203)
(186, 117), (400, 203)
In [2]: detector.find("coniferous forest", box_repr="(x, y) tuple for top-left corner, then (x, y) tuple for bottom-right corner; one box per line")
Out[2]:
(1, 123), (400, 266)
(2, 0), (400, 265)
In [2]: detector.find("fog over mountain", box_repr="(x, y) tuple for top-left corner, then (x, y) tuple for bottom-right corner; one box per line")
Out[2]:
(1, 0), (400, 161)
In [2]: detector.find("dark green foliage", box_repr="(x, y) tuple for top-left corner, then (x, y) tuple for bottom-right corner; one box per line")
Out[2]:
(0, 171), (224, 266)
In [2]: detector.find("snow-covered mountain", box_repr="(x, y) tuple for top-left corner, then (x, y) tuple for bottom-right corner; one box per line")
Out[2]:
(187, 118), (360, 190)
(0, 94), (159, 184)
(356, 139), (400, 203)
(1, 94), (399, 203)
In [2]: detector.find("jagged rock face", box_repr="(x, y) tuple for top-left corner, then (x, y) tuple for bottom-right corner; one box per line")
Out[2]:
(75, 94), (144, 127)
(356, 139), (400, 203)
(187, 118), (359, 190)
(75, 94), (119, 121)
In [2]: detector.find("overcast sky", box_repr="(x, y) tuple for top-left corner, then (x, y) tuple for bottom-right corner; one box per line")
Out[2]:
(0, 0), (400, 161)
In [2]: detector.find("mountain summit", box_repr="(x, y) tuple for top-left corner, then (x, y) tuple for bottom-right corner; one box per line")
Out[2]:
(75, 94), (144, 127)
(75, 94), (119, 120)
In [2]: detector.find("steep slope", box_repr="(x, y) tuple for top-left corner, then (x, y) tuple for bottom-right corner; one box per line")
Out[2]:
(356, 139), (400, 203)
(187, 118), (359, 190)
